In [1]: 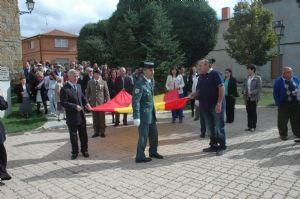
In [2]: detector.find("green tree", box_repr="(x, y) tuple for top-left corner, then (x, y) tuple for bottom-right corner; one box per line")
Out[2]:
(224, 0), (277, 66)
(163, 0), (219, 67)
(141, 2), (185, 91)
(77, 20), (112, 64)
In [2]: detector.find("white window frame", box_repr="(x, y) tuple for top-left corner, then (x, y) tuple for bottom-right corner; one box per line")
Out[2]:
(55, 38), (69, 48)
(28, 40), (34, 49)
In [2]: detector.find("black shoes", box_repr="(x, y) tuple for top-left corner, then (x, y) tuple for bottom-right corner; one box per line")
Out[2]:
(114, 123), (119, 127)
(71, 154), (78, 160)
(123, 122), (128, 126)
(92, 133), (100, 138)
(135, 157), (152, 163)
(82, 152), (90, 158)
(150, 153), (164, 159)
(0, 173), (12, 181)
(280, 136), (288, 141)
(203, 146), (218, 152)
(200, 134), (205, 138)
(100, 133), (106, 138)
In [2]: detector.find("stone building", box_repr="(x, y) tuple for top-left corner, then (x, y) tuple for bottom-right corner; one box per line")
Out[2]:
(22, 29), (78, 65)
(0, 0), (22, 74)
(207, 0), (300, 82)
(0, 0), (22, 116)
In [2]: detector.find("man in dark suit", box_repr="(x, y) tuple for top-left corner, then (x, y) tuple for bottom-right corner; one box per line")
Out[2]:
(0, 89), (11, 185)
(60, 69), (92, 160)
(80, 67), (94, 96)
(114, 67), (134, 126)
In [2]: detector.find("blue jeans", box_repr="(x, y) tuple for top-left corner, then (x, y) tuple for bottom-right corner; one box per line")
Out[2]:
(172, 93), (184, 121)
(202, 107), (226, 149)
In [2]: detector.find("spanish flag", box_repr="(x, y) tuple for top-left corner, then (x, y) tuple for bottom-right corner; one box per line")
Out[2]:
(91, 89), (189, 113)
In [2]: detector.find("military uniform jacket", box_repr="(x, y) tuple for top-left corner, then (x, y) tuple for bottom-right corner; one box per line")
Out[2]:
(86, 79), (110, 107)
(132, 76), (156, 125)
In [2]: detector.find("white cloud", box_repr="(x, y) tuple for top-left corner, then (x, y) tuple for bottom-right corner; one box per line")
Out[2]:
(19, 0), (239, 37)
(19, 0), (118, 37)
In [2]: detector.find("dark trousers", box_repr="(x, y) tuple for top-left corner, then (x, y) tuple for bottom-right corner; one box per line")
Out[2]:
(0, 144), (8, 178)
(136, 121), (158, 161)
(202, 107), (226, 149)
(225, 96), (236, 123)
(115, 113), (127, 124)
(278, 102), (300, 138)
(246, 100), (257, 129)
(67, 123), (88, 155)
(37, 101), (48, 114)
(190, 99), (195, 117)
(199, 106), (206, 135)
(92, 112), (106, 135)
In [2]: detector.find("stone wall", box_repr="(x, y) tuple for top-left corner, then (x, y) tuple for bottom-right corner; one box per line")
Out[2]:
(0, 0), (23, 76)
(0, 0), (22, 117)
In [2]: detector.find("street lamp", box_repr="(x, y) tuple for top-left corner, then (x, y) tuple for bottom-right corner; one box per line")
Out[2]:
(273, 20), (285, 55)
(19, 0), (35, 15)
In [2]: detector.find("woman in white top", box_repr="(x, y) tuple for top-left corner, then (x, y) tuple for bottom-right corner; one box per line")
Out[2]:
(47, 72), (57, 117)
(165, 67), (185, 123)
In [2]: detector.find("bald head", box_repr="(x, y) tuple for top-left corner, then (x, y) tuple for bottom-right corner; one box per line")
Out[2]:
(282, 67), (293, 80)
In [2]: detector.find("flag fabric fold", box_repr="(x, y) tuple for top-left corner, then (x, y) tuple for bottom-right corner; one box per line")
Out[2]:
(91, 89), (189, 113)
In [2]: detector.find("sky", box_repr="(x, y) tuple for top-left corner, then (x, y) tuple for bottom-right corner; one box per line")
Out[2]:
(19, 0), (240, 37)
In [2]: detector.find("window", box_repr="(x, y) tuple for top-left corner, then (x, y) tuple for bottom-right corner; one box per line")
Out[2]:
(55, 38), (68, 48)
(28, 40), (34, 49)
(55, 58), (69, 65)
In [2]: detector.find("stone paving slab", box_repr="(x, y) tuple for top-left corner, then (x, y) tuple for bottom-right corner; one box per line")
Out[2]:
(0, 107), (299, 199)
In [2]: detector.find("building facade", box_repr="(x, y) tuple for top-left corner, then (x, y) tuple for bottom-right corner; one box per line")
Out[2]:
(207, 0), (300, 82)
(0, 0), (22, 117)
(22, 29), (78, 65)
(0, 0), (22, 72)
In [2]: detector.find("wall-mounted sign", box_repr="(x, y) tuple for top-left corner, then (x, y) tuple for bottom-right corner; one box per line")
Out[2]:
(0, 67), (10, 81)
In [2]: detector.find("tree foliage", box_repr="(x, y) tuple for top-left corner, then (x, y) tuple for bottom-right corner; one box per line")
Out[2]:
(224, 0), (277, 66)
(77, 0), (218, 91)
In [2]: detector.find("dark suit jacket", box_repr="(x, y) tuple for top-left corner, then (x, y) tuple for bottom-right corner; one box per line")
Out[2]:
(0, 96), (8, 144)
(80, 74), (93, 95)
(227, 77), (239, 98)
(115, 76), (133, 94)
(14, 83), (31, 103)
(107, 78), (118, 98)
(60, 83), (88, 126)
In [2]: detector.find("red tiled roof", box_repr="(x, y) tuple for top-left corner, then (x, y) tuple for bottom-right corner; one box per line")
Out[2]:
(40, 29), (78, 37)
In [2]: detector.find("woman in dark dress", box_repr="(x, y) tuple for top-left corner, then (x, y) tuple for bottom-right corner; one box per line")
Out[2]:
(107, 69), (118, 123)
(14, 76), (32, 119)
(224, 68), (239, 123)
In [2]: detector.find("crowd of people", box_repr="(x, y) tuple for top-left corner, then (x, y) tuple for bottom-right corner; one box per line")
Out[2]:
(1, 58), (300, 184)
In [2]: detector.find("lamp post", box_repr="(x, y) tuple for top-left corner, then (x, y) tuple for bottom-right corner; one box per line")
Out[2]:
(273, 20), (285, 55)
(19, 0), (35, 15)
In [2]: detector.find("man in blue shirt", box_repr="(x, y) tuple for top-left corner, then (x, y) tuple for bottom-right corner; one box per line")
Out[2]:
(273, 67), (300, 141)
(194, 59), (226, 156)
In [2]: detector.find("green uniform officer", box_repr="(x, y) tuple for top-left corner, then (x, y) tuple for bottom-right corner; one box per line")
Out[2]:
(133, 61), (163, 163)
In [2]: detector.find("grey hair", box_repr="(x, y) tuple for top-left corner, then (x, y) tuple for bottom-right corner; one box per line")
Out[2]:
(282, 66), (293, 72)
(68, 69), (78, 77)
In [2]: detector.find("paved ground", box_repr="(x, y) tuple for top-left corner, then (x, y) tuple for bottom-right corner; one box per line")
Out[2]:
(0, 107), (299, 199)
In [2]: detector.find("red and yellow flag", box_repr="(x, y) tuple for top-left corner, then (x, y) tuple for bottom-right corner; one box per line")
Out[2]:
(91, 89), (189, 113)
